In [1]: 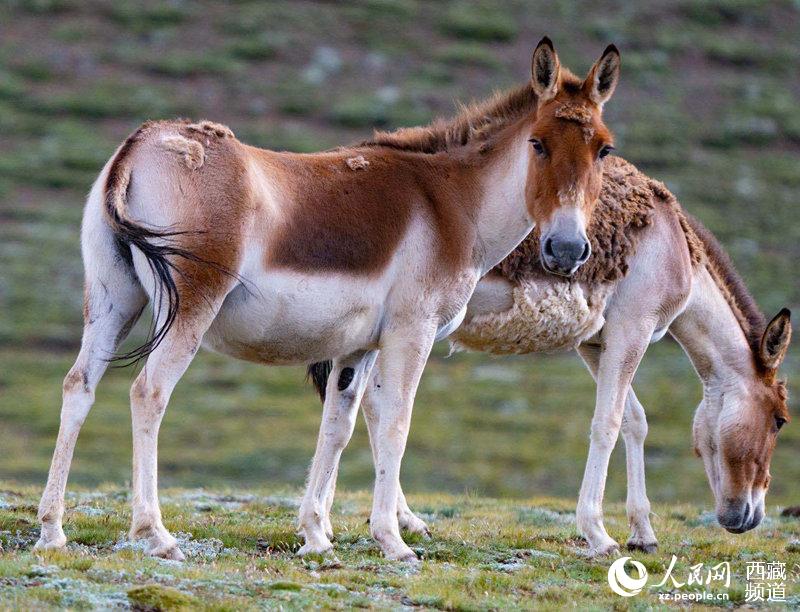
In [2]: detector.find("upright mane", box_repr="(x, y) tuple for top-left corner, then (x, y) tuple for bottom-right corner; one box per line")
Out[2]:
(360, 72), (586, 154)
(684, 213), (767, 360)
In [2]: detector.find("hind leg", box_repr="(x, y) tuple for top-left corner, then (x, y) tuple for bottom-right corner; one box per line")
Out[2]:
(126, 301), (227, 560)
(36, 272), (146, 550)
(318, 368), (431, 542)
(298, 350), (378, 555)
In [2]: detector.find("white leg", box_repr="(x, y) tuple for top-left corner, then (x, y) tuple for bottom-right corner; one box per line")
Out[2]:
(361, 381), (430, 536)
(577, 344), (657, 552)
(128, 299), (227, 560)
(396, 489), (430, 536)
(317, 368), (431, 540)
(36, 275), (146, 550)
(575, 325), (652, 556)
(322, 467), (337, 541)
(620, 390), (657, 552)
(298, 351), (378, 555)
(368, 323), (436, 561)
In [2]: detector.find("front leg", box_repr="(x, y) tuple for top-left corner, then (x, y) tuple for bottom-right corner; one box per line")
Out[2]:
(620, 390), (657, 552)
(577, 345), (657, 553)
(576, 325), (652, 556)
(368, 321), (437, 561)
(315, 363), (431, 545)
(360, 378), (431, 537)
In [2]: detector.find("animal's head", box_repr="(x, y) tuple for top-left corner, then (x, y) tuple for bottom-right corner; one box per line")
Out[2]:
(524, 38), (620, 276)
(694, 308), (792, 533)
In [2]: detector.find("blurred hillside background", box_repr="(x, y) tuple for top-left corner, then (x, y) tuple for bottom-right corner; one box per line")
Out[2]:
(0, 0), (798, 507)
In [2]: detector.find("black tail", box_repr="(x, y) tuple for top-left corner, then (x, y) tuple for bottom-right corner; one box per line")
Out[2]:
(307, 361), (333, 401)
(103, 126), (230, 366)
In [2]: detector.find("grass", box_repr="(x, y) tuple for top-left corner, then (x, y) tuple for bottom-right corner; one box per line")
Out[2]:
(1, 485), (798, 609)
(438, 3), (518, 42)
(0, 0), (797, 500)
(436, 43), (503, 69)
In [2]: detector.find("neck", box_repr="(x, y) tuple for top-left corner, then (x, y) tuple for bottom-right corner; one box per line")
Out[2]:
(670, 266), (758, 398)
(468, 126), (534, 274)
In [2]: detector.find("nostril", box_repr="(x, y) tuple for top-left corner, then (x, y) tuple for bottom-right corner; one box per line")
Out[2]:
(579, 240), (591, 262)
(544, 237), (555, 258)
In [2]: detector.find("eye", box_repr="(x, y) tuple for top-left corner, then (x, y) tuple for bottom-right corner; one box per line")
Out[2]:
(529, 138), (545, 156)
(598, 144), (614, 160)
(775, 417), (787, 431)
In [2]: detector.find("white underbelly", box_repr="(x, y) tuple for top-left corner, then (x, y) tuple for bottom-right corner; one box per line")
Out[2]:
(203, 271), (387, 364)
(452, 277), (611, 355)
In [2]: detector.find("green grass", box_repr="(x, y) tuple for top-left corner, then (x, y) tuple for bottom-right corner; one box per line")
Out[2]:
(0, 0), (797, 525)
(439, 3), (518, 42)
(436, 43), (503, 69)
(1, 338), (798, 503)
(1, 485), (798, 609)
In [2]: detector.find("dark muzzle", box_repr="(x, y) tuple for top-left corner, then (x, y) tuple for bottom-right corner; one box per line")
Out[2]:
(541, 234), (591, 276)
(717, 499), (762, 533)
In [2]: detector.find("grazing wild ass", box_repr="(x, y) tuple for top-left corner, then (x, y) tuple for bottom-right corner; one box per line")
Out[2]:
(36, 39), (622, 561)
(308, 147), (792, 556)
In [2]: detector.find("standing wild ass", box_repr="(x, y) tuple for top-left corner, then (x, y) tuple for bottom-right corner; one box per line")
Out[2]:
(309, 158), (792, 557)
(36, 39), (623, 561)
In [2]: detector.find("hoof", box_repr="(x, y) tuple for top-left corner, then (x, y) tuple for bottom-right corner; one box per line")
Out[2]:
(323, 516), (334, 541)
(33, 535), (67, 551)
(588, 542), (620, 558)
(387, 550), (419, 563)
(149, 543), (185, 561)
(383, 544), (418, 562)
(627, 540), (658, 554)
(400, 517), (432, 539)
(297, 541), (333, 557)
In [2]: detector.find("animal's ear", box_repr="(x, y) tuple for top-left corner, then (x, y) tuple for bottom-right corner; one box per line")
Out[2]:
(531, 37), (560, 102)
(583, 44), (620, 107)
(760, 308), (792, 371)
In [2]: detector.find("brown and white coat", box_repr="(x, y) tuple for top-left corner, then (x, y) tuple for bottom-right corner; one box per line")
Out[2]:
(37, 40), (626, 561)
(310, 156), (792, 556)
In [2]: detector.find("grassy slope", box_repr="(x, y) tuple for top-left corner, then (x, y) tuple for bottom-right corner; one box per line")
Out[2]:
(1, 0), (799, 608)
(1, 485), (799, 609)
(0, 0), (797, 500)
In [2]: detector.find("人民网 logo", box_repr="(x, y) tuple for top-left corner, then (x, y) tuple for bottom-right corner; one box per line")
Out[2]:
(607, 556), (648, 597)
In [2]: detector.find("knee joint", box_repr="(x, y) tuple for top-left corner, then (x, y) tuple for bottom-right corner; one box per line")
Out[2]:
(621, 415), (648, 439)
(325, 424), (354, 448)
(130, 376), (165, 411)
(589, 419), (620, 448)
(63, 369), (90, 396)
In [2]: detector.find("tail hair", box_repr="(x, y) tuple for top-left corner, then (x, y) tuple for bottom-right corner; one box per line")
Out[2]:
(306, 361), (333, 401)
(103, 126), (231, 366)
